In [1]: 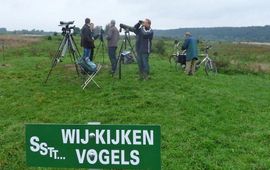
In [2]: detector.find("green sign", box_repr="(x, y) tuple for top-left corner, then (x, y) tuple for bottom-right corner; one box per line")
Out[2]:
(25, 124), (161, 169)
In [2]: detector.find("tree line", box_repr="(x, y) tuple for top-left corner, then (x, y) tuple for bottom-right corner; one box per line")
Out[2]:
(154, 25), (270, 42)
(2, 25), (270, 42)
(0, 27), (81, 36)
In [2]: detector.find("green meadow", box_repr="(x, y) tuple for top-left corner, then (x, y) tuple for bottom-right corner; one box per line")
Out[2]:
(0, 36), (270, 169)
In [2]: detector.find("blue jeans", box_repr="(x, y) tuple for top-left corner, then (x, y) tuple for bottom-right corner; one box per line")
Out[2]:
(136, 53), (150, 75)
(108, 47), (117, 72)
(83, 48), (91, 61)
(90, 48), (94, 61)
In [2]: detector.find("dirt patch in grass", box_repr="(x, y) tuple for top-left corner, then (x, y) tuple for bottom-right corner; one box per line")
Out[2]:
(64, 64), (77, 71)
(0, 64), (11, 67)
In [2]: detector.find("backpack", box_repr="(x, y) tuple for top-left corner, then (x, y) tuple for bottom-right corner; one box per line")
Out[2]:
(121, 51), (135, 64)
(77, 57), (97, 74)
(177, 54), (186, 65)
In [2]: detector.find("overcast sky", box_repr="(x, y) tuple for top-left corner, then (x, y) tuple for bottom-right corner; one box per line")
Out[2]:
(0, 0), (270, 31)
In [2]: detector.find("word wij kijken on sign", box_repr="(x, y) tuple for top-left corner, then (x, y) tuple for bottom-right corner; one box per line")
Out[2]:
(25, 124), (161, 169)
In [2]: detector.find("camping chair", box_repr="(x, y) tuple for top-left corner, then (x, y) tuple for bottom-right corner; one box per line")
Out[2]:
(81, 64), (102, 90)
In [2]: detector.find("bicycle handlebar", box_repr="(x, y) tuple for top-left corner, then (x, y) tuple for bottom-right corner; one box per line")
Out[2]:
(181, 50), (186, 55)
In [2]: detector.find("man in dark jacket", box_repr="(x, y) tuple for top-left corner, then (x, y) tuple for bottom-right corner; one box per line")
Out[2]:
(182, 32), (198, 75)
(81, 18), (93, 61)
(133, 19), (154, 80)
(107, 20), (120, 74)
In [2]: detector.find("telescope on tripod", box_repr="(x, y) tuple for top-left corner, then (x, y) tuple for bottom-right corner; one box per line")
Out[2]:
(44, 21), (81, 84)
(113, 23), (137, 79)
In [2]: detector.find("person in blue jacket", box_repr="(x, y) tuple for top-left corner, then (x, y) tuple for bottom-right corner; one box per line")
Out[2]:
(133, 19), (154, 80)
(182, 32), (198, 75)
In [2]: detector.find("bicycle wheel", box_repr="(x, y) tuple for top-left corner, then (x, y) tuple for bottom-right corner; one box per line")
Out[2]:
(176, 63), (185, 71)
(169, 55), (180, 71)
(195, 60), (201, 71)
(175, 58), (186, 71)
(205, 60), (217, 75)
(169, 54), (176, 65)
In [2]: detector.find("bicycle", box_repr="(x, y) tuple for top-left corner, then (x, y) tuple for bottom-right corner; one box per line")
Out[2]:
(169, 46), (217, 75)
(197, 46), (218, 75)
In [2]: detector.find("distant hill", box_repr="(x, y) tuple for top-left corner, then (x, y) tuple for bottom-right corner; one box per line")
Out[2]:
(154, 26), (270, 42)
(2, 26), (270, 42)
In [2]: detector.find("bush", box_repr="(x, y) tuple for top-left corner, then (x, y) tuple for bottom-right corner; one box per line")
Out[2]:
(153, 39), (166, 55)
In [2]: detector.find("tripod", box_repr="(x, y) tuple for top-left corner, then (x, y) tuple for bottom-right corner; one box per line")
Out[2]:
(44, 25), (81, 84)
(95, 38), (106, 64)
(115, 30), (137, 79)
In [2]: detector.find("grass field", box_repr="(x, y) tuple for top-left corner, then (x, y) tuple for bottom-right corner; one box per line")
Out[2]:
(0, 36), (270, 170)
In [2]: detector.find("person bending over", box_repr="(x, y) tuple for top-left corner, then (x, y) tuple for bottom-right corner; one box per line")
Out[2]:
(182, 32), (198, 76)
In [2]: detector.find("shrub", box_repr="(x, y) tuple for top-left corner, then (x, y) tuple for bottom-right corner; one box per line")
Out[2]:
(153, 39), (166, 55)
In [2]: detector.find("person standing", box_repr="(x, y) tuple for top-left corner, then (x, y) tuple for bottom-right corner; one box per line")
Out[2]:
(134, 19), (154, 80)
(81, 18), (93, 62)
(107, 20), (120, 74)
(182, 32), (198, 76)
